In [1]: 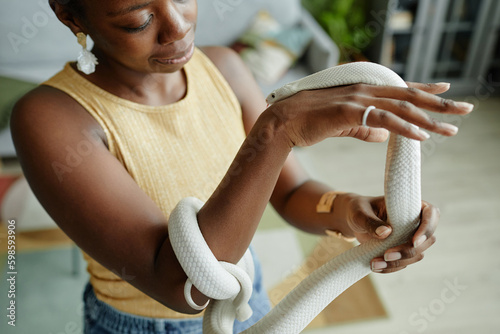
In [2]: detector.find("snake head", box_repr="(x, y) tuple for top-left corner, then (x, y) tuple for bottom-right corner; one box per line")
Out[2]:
(265, 90), (280, 105)
(265, 85), (295, 105)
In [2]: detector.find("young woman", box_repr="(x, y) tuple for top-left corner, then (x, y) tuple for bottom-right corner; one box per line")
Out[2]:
(11, 0), (473, 333)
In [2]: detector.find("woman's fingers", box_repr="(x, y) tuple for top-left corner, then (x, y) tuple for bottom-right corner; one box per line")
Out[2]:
(362, 106), (431, 141)
(275, 81), (473, 147)
(347, 126), (390, 143)
(354, 84), (474, 115)
(413, 201), (440, 247)
(359, 96), (459, 137)
(371, 201), (439, 274)
(371, 236), (436, 273)
(346, 195), (392, 243)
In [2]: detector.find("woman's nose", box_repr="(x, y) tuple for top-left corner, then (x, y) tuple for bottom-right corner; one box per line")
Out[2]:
(157, 2), (191, 45)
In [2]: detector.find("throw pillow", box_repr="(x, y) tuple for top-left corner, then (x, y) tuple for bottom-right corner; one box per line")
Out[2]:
(232, 11), (312, 85)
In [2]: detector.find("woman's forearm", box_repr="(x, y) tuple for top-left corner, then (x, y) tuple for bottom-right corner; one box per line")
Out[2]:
(152, 110), (293, 312)
(277, 180), (355, 238)
(196, 110), (293, 264)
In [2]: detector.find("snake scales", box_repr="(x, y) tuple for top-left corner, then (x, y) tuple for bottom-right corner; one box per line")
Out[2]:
(168, 61), (422, 333)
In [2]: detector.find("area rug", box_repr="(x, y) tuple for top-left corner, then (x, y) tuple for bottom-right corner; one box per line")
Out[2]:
(254, 205), (387, 330)
(267, 236), (387, 330)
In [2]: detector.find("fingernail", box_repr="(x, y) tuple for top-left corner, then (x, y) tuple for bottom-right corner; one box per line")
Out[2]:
(419, 130), (431, 140)
(375, 226), (391, 238)
(456, 101), (474, 112)
(441, 123), (458, 135)
(384, 252), (402, 261)
(414, 235), (427, 248)
(436, 82), (451, 89)
(372, 261), (387, 271)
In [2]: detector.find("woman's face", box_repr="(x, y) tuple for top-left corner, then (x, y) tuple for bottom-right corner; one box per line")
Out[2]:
(77, 0), (197, 74)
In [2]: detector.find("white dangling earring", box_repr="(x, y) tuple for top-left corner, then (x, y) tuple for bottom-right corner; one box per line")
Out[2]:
(76, 32), (98, 75)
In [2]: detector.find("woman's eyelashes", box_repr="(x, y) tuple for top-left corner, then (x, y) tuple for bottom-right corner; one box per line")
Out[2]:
(123, 14), (153, 33)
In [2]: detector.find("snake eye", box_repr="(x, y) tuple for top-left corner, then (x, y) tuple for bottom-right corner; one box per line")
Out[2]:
(271, 93), (275, 99)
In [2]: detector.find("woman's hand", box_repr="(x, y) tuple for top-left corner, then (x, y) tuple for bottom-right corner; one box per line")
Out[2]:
(343, 194), (439, 273)
(266, 81), (473, 148)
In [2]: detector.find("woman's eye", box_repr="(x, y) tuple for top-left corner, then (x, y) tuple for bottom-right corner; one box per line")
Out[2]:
(124, 14), (153, 33)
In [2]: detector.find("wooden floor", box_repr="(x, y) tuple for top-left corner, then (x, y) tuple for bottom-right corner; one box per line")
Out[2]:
(295, 96), (500, 333)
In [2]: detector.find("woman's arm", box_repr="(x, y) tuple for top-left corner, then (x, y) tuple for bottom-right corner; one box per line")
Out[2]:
(11, 86), (204, 314)
(202, 46), (467, 271)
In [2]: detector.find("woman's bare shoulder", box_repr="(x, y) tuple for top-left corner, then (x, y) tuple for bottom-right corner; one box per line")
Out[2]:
(14, 85), (88, 124)
(11, 85), (108, 149)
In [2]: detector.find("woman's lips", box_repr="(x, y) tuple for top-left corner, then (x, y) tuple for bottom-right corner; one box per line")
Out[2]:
(154, 43), (194, 65)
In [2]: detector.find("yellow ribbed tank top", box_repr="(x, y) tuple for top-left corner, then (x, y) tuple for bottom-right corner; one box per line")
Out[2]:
(42, 48), (246, 318)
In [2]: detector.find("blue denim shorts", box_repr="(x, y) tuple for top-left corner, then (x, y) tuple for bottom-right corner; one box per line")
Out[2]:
(83, 249), (271, 333)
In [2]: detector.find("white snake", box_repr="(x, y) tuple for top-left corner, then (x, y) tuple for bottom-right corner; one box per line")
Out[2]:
(168, 62), (422, 333)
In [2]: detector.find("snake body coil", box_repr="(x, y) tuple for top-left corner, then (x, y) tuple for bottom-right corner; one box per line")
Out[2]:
(169, 62), (422, 333)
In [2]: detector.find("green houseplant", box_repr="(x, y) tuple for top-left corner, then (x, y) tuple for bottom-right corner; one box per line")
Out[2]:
(302, 0), (372, 62)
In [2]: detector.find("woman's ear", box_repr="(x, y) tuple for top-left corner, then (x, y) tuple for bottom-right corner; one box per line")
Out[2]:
(49, 0), (87, 35)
